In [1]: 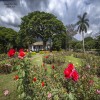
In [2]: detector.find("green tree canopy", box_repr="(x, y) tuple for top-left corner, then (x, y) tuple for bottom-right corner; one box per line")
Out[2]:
(84, 37), (95, 50)
(19, 11), (66, 49)
(0, 26), (18, 53)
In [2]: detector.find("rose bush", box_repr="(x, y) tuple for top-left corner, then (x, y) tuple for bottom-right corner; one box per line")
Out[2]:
(4, 49), (100, 99)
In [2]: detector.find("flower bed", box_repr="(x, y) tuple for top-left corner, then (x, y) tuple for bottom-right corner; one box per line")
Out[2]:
(0, 50), (100, 99)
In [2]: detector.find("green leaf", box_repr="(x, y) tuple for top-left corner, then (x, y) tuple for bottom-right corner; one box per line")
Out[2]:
(68, 93), (74, 100)
(22, 70), (25, 77)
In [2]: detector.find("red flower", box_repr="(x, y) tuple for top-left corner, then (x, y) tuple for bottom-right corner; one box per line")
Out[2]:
(67, 63), (74, 71)
(52, 65), (55, 69)
(19, 48), (24, 52)
(18, 51), (25, 59)
(64, 63), (79, 81)
(41, 82), (45, 87)
(72, 70), (79, 81)
(64, 63), (74, 79)
(45, 56), (49, 58)
(14, 75), (19, 80)
(33, 77), (37, 82)
(8, 48), (15, 57)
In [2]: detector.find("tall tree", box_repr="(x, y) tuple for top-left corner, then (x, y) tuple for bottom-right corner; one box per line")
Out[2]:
(76, 12), (89, 53)
(0, 26), (18, 53)
(20, 11), (66, 50)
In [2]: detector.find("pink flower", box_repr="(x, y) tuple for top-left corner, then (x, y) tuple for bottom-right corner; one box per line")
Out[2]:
(96, 90), (100, 94)
(86, 64), (90, 69)
(47, 93), (52, 99)
(3, 89), (9, 96)
(89, 80), (94, 85)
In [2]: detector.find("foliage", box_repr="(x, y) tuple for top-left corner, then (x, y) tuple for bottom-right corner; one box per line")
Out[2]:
(0, 26), (18, 53)
(95, 35), (100, 54)
(20, 11), (66, 49)
(27, 52), (36, 58)
(0, 58), (19, 73)
(0, 53), (9, 61)
(1, 50), (100, 99)
(43, 53), (66, 65)
(16, 57), (100, 100)
(52, 34), (62, 51)
(84, 37), (96, 50)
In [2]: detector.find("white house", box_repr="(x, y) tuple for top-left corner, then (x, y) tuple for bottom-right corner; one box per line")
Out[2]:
(29, 41), (51, 51)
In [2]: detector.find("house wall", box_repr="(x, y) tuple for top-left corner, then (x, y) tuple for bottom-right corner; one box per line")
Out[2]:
(30, 45), (50, 51)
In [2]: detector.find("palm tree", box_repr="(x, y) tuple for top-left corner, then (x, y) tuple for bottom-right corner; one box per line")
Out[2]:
(76, 12), (89, 53)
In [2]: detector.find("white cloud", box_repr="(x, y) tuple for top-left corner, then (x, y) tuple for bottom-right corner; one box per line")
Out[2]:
(0, 0), (100, 40)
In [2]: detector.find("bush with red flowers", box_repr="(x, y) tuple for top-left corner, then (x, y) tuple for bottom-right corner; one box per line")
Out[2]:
(2, 50), (100, 100)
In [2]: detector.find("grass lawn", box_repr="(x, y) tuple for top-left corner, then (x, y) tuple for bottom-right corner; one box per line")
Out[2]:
(65, 55), (85, 67)
(0, 53), (85, 99)
(0, 72), (18, 100)
(31, 53), (43, 66)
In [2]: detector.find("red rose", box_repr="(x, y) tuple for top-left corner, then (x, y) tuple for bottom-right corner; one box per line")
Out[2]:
(8, 48), (15, 57)
(18, 51), (25, 59)
(64, 63), (74, 79)
(52, 65), (55, 69)
(14, 75), (19, 80)
(64, 63), (79, 81)
(41, 82), (45, 87)
(64, 68), (72, 78)
(67, 63), (74, 71)
(33, 77), (37, 82)
(72, 70), (79, 81)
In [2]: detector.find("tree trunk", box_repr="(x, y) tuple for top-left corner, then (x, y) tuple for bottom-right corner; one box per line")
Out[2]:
(82, 32), (85, 53)
(43, 41), (46, 50)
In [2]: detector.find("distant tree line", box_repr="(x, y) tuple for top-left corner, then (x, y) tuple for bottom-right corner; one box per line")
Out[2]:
(0, 11), (100, 54)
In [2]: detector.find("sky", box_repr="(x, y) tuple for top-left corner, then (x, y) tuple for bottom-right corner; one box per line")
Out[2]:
(0, 0), (100, 40)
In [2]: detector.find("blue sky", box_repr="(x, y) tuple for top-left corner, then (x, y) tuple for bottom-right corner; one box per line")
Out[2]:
(0, 0), (100, 40)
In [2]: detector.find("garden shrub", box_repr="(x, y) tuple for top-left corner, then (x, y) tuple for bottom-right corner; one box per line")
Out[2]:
(0, 53), (9, 61)
(1, 49), (100, 99)
(39, 51), (45, 54)
(27, 52), (36, 58)
(43, 53), (65, 65)
(0, 58), (19, 73)
(0, 61), (12, 73)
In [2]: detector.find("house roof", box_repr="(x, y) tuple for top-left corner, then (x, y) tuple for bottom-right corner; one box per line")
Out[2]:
(33, 41), (51, 46)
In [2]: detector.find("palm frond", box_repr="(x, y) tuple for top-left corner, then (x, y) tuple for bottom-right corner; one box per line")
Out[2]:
(76, 21), (82, 25)
(84, 22), (89, 28)
(78, 15), (82, 20)
(83, 12), (87, 20)
(84, 19), (89, 22)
